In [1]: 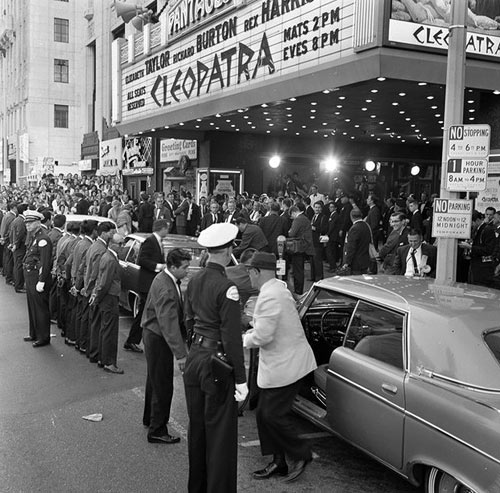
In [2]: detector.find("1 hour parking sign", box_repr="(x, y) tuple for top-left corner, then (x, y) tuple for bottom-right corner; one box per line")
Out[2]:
(446, 158), (487, 191)
(447, 124), (490, 192)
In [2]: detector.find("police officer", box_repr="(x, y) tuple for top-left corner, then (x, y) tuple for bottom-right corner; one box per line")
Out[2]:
(183, 223), (248, 493)
(22, 210), (53, 347)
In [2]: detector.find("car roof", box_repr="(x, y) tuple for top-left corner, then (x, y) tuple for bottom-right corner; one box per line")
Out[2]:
(125, 233), (202, 249)
(315, 274), (499, 316)
(65, 214), (117, 227)
(316, 275), (500, 389)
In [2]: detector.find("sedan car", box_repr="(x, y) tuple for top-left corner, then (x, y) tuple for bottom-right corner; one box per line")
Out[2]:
(250, 274), (500, 493)
(116, 233), (207, 316)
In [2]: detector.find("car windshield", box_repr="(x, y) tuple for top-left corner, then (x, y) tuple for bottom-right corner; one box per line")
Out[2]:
(484, 330), (500, 365)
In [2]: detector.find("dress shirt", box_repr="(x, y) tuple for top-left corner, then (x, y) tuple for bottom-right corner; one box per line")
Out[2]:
(405, 246), (422, 276)
(153, 232), (164, 272)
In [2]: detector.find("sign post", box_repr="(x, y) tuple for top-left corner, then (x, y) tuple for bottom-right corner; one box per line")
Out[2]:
(436, 0), (467, 284)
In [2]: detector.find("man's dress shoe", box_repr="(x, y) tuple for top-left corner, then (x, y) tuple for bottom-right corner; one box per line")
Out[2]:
(252, 462), (288, 479)
(281, 459), (310, 483)
(15, 289), (26, 293)
(123, 342), (143, 353)
(32, 340), (50, 348)
(147, 434), (180, 444)
(103, 364), (124, 374)
(23, 336), (35, 342)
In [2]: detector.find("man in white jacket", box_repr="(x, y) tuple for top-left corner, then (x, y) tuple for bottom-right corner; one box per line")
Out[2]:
(243, 252), (317, 483)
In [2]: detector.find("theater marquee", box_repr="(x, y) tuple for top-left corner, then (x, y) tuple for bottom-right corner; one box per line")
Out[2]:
(120, 0), (355, 122)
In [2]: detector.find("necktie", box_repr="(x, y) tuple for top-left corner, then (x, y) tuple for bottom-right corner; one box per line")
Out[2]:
(410, 249), (419, 275)
(187, 204), (192, 221)
(312, 214), (318, 225)
(212, 214), (216, 224)
(176, 279), (183, 305)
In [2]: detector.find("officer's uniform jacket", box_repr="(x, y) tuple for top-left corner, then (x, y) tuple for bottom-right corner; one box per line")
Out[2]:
(23, 228), (53, 283)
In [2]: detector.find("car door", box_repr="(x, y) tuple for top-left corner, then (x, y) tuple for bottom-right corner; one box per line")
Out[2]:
(118, 238), (141, 300)
(326, 300), (407, 470)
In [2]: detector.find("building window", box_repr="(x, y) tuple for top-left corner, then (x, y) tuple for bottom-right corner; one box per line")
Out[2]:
(54, 59), (69, 83)
(54, 18), (69, 43)
(54, 105), (69, 128)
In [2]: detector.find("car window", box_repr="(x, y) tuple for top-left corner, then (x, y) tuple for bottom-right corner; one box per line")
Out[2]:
(346, 301), (405, 370)
(302, 288), (357, 365)
(484, 330), (500, 364)
(125, 239), (140, 264)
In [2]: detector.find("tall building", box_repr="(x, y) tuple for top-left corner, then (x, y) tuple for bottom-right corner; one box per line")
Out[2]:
(0, 0), (86, 184)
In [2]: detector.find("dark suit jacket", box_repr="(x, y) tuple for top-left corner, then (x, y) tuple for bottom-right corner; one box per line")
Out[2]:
(327, 210), (341, 243)
(233, 224), (269, 257)
(186, 203), (201, 236)
(174, 199), (190, 230)
(311, 213), (329, 247)
(76, 199), (91, 215)
(338, 202), (353, 240)
(137, 234), (164, 294)
(343, 220), (371, 273)
(288, 213), (314, 256)
(141, 271), (187, 359)
(223, 209), (242, 224)
(258, 214), (287, 255)
(393, 243), (437, 278)
(153, 205), (172, 230)
(409, 210), (424, 233)
(94, 250), (121, 303)
(138, 201), (155, 233)
(200, 212), (222, 231)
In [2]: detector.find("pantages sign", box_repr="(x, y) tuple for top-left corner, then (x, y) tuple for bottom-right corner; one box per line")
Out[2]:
(120, 0), (354, 122)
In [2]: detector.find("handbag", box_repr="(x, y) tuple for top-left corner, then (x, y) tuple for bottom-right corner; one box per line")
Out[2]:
(210, 352), (233, 383)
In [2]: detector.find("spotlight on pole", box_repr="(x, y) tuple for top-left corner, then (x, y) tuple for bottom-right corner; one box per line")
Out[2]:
(322, 157), (338, 172)
(364, 160), (376, 172)
(410, 165), (420, 176)
(269, 155), (281, 169)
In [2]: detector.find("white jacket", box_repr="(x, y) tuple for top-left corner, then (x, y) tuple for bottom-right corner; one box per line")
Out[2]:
(243, 278), (317, 388)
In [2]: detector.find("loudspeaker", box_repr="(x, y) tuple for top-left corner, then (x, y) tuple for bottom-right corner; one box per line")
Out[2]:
(114, 1), (148, 23)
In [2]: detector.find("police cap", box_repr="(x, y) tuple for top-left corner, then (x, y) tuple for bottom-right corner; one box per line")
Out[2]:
(198, 223), (238, 249)
(23, 210), (44, 223)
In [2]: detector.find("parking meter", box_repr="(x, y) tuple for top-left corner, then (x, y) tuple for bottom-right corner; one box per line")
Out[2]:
(276, 235), (286, 280)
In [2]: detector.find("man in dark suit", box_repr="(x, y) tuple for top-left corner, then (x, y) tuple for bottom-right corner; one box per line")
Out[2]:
(186, 193), (201, 237)
(393, 228), (437, 278)
(165, 192), (177, 234)
(153, 194), (172, 231)
(288, 203), (315, 295)
(200, 202), (222, 231)
(365, 195), (382, 247)
(408, 199), (424, 232)
(223, 199), (242, 224)
(174, 191), (190, 236)
(258, 202), (287, 256)
(338, 194), (353, 249)
(74, 193), (91, 215)
(378, 213), (409, 274)
(124, 219), (169, 353)
(142, 248), (192, 444)
(459, 210), (496, 287)
(325, 201), (341, 271)
(10, 203), (28, 292)
(1, 202), (18, 285)
(233, 218), (269, 258)
(341, 209), (371, 275)
(198, 197), (209, 218)
(310, 202), (329, 281)
(138, 193), (155, 233)
(89, 231), (123, 374)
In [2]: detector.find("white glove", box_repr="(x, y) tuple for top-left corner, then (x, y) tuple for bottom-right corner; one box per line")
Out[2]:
(234, 382), (249, 402)
(36, 282), (45, 293)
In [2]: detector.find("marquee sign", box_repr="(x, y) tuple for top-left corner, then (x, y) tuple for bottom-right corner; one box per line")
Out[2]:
(121, 0), (355, 122)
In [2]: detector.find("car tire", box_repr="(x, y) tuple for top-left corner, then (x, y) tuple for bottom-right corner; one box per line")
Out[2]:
(132, 295), (140, 318)
(425, 467), (474, 493)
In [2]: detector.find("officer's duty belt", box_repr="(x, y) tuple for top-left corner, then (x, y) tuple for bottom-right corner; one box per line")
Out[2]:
(192, 333), (221, 350)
